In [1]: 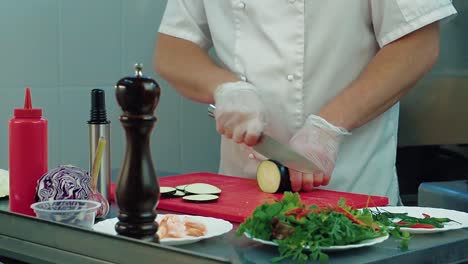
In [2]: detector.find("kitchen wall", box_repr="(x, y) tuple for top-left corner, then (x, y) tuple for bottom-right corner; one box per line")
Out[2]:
(0, 0), (221, 175)
(398, 0), (468, 146)
(1, 0), (466, 177)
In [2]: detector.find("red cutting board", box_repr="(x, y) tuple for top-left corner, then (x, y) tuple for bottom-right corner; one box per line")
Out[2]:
(150, 172), (388, 223)
(111, 172), (388, 223)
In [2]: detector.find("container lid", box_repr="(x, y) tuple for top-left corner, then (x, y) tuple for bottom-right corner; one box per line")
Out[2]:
(14, 88), (42, 118)
(88, 89), (109, 124)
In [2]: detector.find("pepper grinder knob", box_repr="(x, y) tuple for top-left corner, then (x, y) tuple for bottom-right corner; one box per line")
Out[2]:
(135, 63), (143, 76)
(114, 63), (161, 242)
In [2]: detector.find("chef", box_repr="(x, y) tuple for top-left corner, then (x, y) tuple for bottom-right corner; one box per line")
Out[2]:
(154, 0), (457, 205)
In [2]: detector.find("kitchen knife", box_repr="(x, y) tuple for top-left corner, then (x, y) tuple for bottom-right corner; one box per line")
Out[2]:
(207, 104), (320, 173)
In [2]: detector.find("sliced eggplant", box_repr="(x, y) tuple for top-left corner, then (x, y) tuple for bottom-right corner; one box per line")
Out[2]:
(175, 184), (189, 191)
(172, 190), (186, 197)
(184, 183), (222, 195)
(182, 194), (219, 203)
(160, 186), (177, 198)
(256, 159), (292, 193)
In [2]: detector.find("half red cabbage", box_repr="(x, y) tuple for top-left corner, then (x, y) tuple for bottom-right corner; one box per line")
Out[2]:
(36, 165), (92, 202)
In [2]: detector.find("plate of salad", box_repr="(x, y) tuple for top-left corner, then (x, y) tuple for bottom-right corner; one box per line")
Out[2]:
(369, 206), (468, 234)
(237, 192), (390, 264)
(244, 232), (389, 252)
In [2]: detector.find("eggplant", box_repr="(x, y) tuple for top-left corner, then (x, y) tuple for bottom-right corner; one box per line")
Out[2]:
(256, 160), (292, 193)
(160, 186), (177, 198)
(184, 183), (221, 195)
(175, 184), (189, 191)
(172, 190), (186, 197)
(182, 194), (219, 203)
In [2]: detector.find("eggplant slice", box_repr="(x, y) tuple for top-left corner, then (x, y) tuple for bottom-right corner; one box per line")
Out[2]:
(256, 160), (292, 193)
(182, 194), (219, 203)
(172, 190), (186, 197)
(175, 184), (189, 191)
(184, 183), (221, 195)
(160, 186), (177, 198)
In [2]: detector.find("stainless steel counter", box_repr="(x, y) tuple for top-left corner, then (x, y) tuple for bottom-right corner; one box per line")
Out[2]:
(1, 194), (468, 264)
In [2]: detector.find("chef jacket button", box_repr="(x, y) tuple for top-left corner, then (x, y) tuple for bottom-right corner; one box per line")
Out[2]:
(237, 2), (246, 9)
(240, 75), (247, 82)
(248, 153), (255, 159)
(287, 74), (294, 81)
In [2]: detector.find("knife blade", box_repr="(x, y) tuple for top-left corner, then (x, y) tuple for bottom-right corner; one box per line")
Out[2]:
(207, 104), (320, 173)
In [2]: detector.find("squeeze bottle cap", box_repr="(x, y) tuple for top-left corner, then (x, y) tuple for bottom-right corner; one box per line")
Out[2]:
(14, 88), (43, 118)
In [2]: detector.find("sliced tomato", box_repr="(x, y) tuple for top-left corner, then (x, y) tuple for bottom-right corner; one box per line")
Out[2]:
(335, 207), (367, 226)
(410, 223), (436, 229)
(284, 208), (303, 217)
(284, 207), (316, 220)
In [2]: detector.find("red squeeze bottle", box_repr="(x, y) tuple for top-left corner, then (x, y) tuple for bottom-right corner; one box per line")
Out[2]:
(9, 88), (48, 216)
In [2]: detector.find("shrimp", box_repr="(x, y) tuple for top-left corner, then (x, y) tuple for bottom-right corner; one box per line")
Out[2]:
(157, 222), (168, 239)
(157, 215), (208, 239)
(184, 217), (207, 237)
(157, 214), (185, 239)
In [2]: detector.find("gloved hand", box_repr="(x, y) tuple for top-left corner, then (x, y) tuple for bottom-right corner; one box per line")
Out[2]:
(288, 114), (350, 191)
(214, 81), (267, 146)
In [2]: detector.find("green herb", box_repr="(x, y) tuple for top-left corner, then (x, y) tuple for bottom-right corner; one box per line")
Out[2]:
(371, 209), (458, 229)
(388, 227), (411, 250)
(237, 192), (300, 240)
(237, 193), (387, 264)
(370, 208), (460, 249)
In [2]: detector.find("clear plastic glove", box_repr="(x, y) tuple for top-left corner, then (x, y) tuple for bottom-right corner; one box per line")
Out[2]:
(289, 115), (350, 191)
(214, 81), (267, 146)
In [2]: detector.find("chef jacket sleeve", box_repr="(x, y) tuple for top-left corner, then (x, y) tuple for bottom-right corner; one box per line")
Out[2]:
(371, 0), (457, 47)
(158, 0), (212, 50)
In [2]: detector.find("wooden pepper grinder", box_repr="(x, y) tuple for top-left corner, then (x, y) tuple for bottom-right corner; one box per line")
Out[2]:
(114, 63), (161, 242)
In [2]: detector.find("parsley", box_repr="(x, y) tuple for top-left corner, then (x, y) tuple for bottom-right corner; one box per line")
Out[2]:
(237, 192), (387, 264)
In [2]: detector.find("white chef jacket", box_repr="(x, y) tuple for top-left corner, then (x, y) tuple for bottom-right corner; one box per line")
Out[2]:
(158, 0), (457, 205)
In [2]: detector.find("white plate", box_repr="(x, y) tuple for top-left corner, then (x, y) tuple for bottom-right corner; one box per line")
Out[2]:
(93, 214), (233, 246)
(244, 233), (389, 252)
(368, 206), (468, 234)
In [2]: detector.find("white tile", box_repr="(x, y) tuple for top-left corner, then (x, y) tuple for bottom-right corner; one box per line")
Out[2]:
(58, 87), (97, 170)
(0, 0), (59, 88)
(180, 98), (220, 173)
(150, 80), (182, 174)
(57, 84), (182, 178)
(105, 86), (127, 175)
(118, 0), (185, 173)
(58, 87), (125, 177)
(121, 0), (168, 76)
(60, 0), (122, 87)
(0, 88), (60, 170)
(120, 0), (220, 173)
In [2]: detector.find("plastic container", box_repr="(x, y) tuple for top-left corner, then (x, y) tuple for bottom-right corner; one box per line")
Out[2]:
(31, 200), (101, 228)
(9, 88), (48, 216)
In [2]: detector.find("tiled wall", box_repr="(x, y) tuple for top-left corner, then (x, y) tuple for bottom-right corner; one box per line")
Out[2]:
(2, 0), (466, 176)
(0, 0), (221, 175)
(398, 0), (468, 146)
